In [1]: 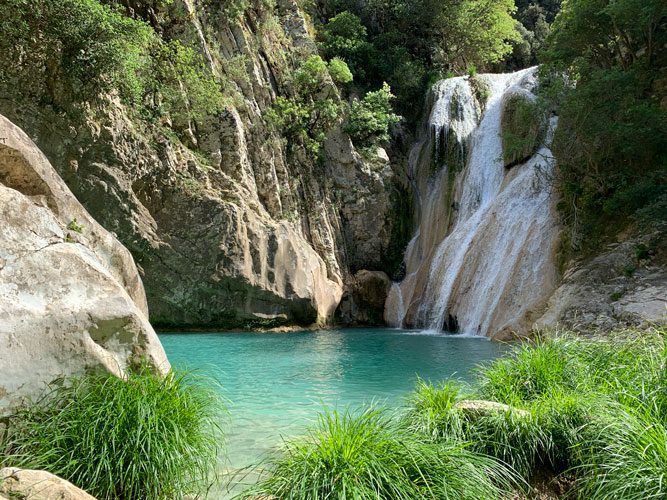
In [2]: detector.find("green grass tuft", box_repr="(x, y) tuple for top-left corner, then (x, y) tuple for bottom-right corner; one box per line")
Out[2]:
(403, 378), (465, 441)
(1, 367), (224, 500)
(247, 406), (519, 499)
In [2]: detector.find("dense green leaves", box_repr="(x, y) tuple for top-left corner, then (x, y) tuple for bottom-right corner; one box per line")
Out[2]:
(0, 0), (154, 103)
(316, 0), (520, 120)
(540, 0), (667, 250)
(267, 55), (351, 155)
(344, 83), (400, 150)
(0, 0), (223, 129)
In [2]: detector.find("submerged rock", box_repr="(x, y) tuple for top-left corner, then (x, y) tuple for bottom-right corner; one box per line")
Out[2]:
(0, 468), (97, 500)
(0, 114), (169, 412)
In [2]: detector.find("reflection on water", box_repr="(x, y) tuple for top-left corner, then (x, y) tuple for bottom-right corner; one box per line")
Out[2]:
(159, 328), (506, 495)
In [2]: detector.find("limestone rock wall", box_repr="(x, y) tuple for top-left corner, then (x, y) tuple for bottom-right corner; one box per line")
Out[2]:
(0, 0), (402, 328)
(0, 114), (169, 412)
(538, 229), (667, 333)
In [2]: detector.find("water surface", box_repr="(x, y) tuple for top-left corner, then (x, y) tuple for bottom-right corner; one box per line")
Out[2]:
(159, 328), (505, 476)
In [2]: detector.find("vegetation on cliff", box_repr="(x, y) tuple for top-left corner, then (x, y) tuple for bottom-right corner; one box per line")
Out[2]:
(539, 0), (666, 252)
(247, 327), (667, 499)
(315, 0), (521, 120)
(0, 0), (223, 133)
(0, 368), (223, 499)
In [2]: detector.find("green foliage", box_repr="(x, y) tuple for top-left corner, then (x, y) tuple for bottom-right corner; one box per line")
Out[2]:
(318, 11), (373, 79)
(0, 0), (223, 135)
(0, 0), (154, 104)
(400, 328), (667, 495)
(575, 399), (667, 499)
(327, 57), (354, 85)
(1, 368), (223, 499)
(247, 407), (518, 499)
(404, 379), (465, 440)
(151, 40), (225, 127)
(505, 1), (559, 70)
(267, 55), (348, 155)
(317, 0), (520, 121)
(344, 83), (400, 150)
(540, 0), (667, 251)
(66, 218), (84, 233)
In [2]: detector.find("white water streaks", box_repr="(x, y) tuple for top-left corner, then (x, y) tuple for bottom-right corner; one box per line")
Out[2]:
(386, 68), (561, 337)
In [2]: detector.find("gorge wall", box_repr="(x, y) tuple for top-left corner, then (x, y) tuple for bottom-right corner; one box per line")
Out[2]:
(1, 0), (663, 337)
(0, 0), (406, 329)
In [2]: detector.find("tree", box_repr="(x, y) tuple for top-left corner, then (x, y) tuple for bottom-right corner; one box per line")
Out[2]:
(316, 0), (520, 121)
(540, 0), (667, 249)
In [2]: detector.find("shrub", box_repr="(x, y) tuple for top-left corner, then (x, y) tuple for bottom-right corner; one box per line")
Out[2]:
(318, 11), (372, 79)
(344, 82), (400, 150)
(1, 368), (223, 499)
(0, 0), (154, 104)
(540, 0), (667, 252)
(150, 40), (224, 127)
(327, 57), (354, 85)
(268, 55), (350, 155)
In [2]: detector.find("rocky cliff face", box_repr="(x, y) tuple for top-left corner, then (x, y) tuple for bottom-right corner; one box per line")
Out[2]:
(538, 228), (667, 332)
(0, 0), (404, 328)
(0, 114), (169, 412)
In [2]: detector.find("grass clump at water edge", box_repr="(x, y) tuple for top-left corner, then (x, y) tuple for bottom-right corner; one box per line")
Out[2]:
(404, 327), (667, 499)
(0, 367), (224, 500)
(244, 406), (519, 499)
(246, 327), (667, 499)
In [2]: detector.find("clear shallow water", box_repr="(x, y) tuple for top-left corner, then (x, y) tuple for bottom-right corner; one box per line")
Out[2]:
(159, 329), (505, 470)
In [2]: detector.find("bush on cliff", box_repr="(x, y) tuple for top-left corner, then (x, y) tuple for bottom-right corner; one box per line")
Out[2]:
(0, 367), (223, 500)
(0, 0), (223, 129)
(345, 82), (401, 151)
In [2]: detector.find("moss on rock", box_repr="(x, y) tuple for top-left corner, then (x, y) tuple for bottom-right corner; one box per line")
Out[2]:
(501, 94), (546, 168)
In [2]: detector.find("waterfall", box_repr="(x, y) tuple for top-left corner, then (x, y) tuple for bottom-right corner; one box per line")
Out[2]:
(385, 68), (560, 338)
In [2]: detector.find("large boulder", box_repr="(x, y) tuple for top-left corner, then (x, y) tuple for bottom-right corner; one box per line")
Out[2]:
(0, 114), (169, 412)
(0, 468), (96, 500)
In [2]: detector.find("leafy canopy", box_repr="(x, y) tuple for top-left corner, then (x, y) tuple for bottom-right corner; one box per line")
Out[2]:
(539, 0), (667, 251)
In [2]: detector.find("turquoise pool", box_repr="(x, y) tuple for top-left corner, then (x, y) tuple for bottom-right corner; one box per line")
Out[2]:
(159, 328), (505, 478)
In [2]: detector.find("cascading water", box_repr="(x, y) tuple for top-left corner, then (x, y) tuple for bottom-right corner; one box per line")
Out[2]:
(385, 68), (561, 338)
